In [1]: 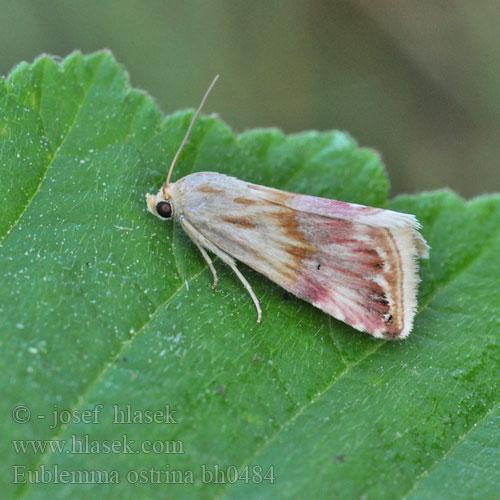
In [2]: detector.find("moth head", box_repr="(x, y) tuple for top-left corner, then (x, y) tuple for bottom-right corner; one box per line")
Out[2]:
(146, 75), (218, 222)
(146, 185), (174, 220)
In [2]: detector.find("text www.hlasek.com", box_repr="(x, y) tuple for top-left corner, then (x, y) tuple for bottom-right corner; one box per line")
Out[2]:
(12, 434), (183, 455)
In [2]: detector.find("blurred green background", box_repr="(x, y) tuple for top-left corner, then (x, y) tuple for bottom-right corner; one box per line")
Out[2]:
(1, 0), (498, 198)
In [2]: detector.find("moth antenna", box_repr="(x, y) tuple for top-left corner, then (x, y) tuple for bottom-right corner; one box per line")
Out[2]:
(165, 74), (219, 186)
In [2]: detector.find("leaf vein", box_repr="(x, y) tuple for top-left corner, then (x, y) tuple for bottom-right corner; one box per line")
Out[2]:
(0, 55), (105, 246)
(15, 265), (209, 500)
(214, 341), (384, 500)
(400, 401), (500, 500)
(215, 216), (500, 499)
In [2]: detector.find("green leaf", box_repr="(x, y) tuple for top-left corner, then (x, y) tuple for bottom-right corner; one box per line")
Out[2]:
(1, 51), (498, 500)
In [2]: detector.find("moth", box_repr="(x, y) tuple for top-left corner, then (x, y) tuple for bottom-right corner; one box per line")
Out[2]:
(146, 76), (429, 339)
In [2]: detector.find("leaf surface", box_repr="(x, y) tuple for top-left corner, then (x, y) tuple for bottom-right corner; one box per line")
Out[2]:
(1, 52), (498, 500)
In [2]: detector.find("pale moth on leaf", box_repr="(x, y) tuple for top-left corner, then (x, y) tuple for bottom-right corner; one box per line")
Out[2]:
(146, 76), (429, 340)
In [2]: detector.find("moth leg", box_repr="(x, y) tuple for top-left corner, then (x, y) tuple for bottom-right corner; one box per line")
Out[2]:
(192, 240), (218, 290)
(225, 260), (262, 324)
(179, 215), (262, 323)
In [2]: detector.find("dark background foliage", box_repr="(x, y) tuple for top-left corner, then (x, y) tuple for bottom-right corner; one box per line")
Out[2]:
(1, 0), (498, 197)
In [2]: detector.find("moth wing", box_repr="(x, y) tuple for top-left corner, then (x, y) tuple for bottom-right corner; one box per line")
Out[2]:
(173, 172), (428, 339)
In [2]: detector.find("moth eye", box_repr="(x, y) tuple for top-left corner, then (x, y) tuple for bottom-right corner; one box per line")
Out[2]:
(156, 201), (172, 219)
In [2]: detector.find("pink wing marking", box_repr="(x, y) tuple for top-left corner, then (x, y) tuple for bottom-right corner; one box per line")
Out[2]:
(284, 194), (417, 339)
